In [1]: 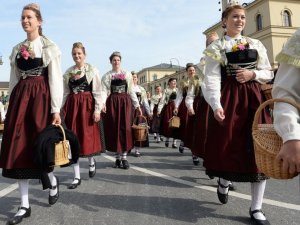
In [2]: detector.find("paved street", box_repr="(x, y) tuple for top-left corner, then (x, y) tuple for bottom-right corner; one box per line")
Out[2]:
(0, 134), (299, 225)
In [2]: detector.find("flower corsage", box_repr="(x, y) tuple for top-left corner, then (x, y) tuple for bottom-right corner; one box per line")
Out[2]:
(232, 40), (250, 52)
(112, 73), (126, 80)
(17, 44), (35, 60)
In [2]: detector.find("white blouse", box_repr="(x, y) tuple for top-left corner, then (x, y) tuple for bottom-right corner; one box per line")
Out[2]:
(150, 93), (162, 114)
(132, 84), (150, 115)
(202, 35), (274, 111)
(273, 28), (300, 142)
(157, 87), (178, 113)
(62, 63), (103, 114)
(9, 36), (63, 113)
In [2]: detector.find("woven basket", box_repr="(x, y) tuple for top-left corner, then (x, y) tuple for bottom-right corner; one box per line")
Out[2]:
(252, 98), (300, 179)
(169, 116), (180, 129)
(54, 124), (70, 166)
(132, 116), (148, 142)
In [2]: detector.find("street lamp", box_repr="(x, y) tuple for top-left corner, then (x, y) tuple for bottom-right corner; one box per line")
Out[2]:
(170, 58), (180, 72)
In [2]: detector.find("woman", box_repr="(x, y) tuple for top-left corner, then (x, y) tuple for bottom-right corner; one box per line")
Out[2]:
(0, 3), (63, 224)
(174, 63), (203, 165)
(157, 78), (178, 148)
(273, 28), (300, 176)
(101, 52), (141, 169)
(62, 42), (103, 189)
(202, 4), (273, 224)
(150, 85), (163, 142)
(131, 71), (150, 157)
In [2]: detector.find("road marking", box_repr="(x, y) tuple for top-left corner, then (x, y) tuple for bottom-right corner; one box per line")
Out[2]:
(0, 183), (18, 198)
(103, 155), (300, 211)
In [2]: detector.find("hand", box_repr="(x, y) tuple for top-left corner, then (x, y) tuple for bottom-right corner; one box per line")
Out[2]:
(101, 106), (106, 113)
(93, 112), (101, 123)
(276, 140), (300, 174)
(235, 69), (255, 83)
(188, 108), (195, 116)
(173, 108), (178, 116)
(52, 112), (61, 125)
(213, 108), (225, 122)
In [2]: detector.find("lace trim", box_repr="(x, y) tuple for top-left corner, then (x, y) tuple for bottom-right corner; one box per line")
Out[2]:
(19, 66), (45, 79)
(276, 52), (300, 68)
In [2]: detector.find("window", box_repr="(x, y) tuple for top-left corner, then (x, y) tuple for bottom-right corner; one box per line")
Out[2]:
(153, 74), (157, 81)
(256, 14), (262, 31)
(283, 10), (292, 27)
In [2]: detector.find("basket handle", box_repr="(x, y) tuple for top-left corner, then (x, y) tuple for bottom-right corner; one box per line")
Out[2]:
(252, 98), (300, 130)
(133, 115), (148, 125)
(55, 124), (67, 141)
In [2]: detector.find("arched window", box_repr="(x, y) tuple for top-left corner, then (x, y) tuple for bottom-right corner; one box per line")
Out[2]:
(256, 14), (262, 31)
(283, 10), (292, 27)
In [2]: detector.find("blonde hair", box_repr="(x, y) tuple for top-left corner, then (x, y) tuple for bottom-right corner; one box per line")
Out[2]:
(22, 3), (43, 35)
(72, 42), (86, 55)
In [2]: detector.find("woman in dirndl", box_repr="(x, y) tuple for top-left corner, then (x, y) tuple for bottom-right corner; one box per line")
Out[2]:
(0, 3), (63, 224)
(202, 4), (273, 224)
(150, 85), (163, 142)
(174, 63), (204, 165)
(131, 71), (150, 157)
(157, 78), (178, 148)
(62, 42), (103, 189)
(101, 52), (141, 169)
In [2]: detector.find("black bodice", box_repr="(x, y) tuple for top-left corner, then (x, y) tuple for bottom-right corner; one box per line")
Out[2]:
(68, 75), (91, 93)
(16, 57), (48, 76)
(221, 49), (258, 82)
(169, 92), (177, 101)
(110, 79), (128, 93)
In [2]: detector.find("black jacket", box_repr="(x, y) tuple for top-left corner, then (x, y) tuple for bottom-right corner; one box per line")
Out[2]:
(33, 124), (80, 189)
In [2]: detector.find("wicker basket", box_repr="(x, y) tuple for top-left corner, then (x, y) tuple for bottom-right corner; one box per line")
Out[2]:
(54, 124), (70, 166)
(169, 116), (180, 129)
(132, 116), (148, 142)
(252, 98), (300, 179)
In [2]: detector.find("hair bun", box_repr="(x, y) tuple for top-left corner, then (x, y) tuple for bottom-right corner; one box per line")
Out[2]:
(24, 3), (40, 11)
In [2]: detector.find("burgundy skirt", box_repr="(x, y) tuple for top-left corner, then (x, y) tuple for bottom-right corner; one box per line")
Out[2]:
(203, 78), (271, 182)
(150, 104), (160, 133)
(102, 93), (133, 153)
(190, 96), (209, 158)
(160, 101), (176, 138)
(0, 76), (52, 179)
(63, 91), (102, 157)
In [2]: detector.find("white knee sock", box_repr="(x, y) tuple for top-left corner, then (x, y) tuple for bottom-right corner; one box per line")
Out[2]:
(134, 147), (140, 153)
(180, 141), (184, 147)
(73, 162), (81, 181)
(48, 172), (57, 196)
(16, 179), (29, 216)
(115, 153), (121, 160)
(121, 152), (127, 160)
(173, 139), (176, 145)
(250, 180), (266, 220)
(218, 178), (230, 194)
(88, 157), (95, 172)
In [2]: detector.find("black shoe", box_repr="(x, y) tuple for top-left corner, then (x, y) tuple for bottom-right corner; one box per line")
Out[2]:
(192, 156), (200, 166)
(165, 141), (169, 147)
(113, 159), (121, 168)
(8, 206), (31, 225)
(179, 146), (184, 153)
(208, 175), (215, 179)
(49, 176), (59, 205)
(89, 159), (96, 178)
(154, 136), (157, 140)
(217, 179), (229, 204)
(121, 159), (130, 169)
(249, 208), (270, 225)
(228, 182), (236, 191)
(68, 178), (81, 189)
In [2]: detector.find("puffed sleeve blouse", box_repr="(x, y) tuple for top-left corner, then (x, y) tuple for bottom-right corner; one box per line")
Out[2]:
(9, 36), (63, 113)
(202, 35), (274, 111)
(273, 28), (300, 142)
